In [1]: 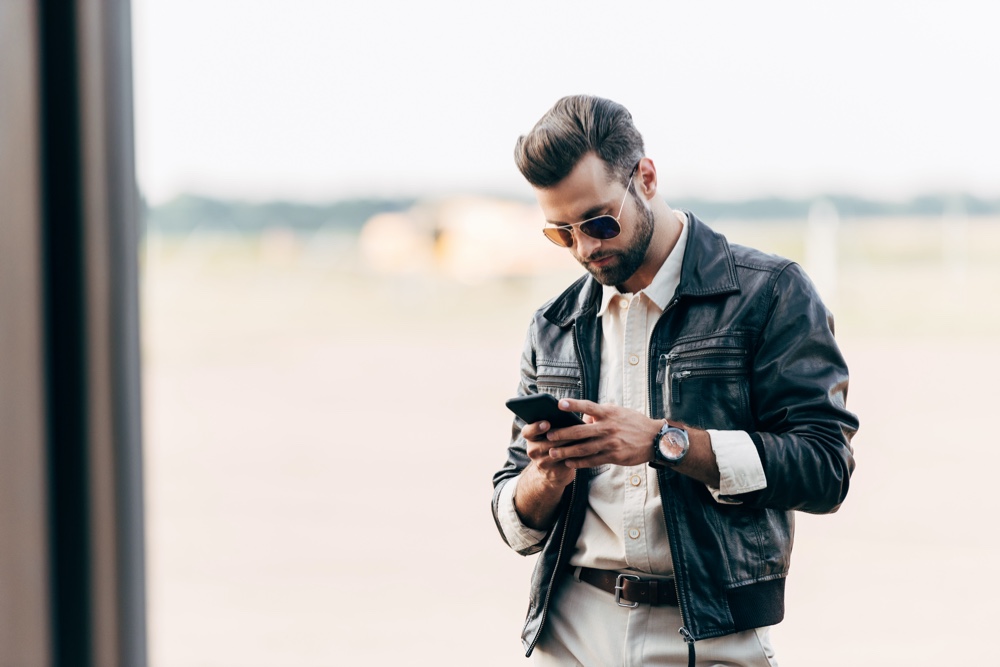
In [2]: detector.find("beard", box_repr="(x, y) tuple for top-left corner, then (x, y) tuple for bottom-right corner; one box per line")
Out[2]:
(581, 197), (655, 289)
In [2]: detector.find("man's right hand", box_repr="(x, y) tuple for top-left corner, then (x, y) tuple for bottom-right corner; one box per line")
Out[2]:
(513, 420), (580, 530)
(522, 420), (577, 489)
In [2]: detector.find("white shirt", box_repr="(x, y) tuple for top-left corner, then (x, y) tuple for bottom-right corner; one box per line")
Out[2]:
(498, 215), (767, 574)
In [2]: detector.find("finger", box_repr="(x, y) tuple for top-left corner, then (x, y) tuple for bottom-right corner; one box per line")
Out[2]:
(529, 447), (567, 473)
(548, 419), (609, 443)
(534, 454), (571, 471)
(548, 440), (602, 461)
(547, 422), (596, 443)
(521, 420), (551, 441)
(525, 433), (557, 458)
(558, 398), (606, 419)
(525, 440), (549, 459)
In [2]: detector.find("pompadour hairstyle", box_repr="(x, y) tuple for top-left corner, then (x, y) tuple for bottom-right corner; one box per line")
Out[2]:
(514, 95), (645, 188)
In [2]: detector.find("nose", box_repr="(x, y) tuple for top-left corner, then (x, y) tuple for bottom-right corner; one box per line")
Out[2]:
(572, 228), (602, 258)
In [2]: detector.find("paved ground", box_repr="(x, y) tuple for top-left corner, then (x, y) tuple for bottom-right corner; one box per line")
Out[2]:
(142, 223), (1000, 665)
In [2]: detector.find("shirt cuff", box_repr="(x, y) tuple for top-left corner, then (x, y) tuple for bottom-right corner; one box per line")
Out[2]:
(496, 474), (549, 551)
(705, 429), (767, 505)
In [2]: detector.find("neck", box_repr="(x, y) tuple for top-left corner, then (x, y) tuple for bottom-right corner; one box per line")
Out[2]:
(618, 201), (684, 293)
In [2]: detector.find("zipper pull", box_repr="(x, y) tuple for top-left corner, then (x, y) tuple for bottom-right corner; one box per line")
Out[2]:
(678, 627), (696, 667)
(656, 352), (677, 384)
(656, 354), (668, 383)
(671, 370), (691, 404)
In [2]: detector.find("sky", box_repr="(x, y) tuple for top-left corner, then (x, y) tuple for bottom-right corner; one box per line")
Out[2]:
(132, 0), (1000, 205)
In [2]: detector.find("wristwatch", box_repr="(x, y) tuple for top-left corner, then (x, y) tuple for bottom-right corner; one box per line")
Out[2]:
(650, 420), (690, 469)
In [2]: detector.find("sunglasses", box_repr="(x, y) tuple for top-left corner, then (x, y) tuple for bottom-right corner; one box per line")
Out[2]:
(542, 168), (636, 248)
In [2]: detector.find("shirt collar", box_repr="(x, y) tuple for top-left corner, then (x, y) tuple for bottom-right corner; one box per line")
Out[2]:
(597, 214), (689, 315)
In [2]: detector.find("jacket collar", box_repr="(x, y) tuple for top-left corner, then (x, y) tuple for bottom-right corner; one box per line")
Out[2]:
(543, 212), (740, 327)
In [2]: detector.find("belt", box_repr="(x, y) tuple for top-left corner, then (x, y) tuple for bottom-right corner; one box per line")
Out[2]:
(577, 567), (679, 608)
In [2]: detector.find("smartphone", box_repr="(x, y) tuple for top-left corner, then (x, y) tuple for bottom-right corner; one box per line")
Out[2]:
(505, 393), (584, 430)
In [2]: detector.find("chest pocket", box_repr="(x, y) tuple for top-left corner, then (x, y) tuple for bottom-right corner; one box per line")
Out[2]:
(535, 361), (582, 401)
(656, 338), (753, 430)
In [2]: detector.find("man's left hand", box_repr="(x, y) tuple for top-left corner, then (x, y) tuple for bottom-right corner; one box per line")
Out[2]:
(545, 398), (661, 468)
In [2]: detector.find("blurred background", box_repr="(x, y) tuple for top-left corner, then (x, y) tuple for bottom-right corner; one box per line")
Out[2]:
(132, 1), (1000, 665)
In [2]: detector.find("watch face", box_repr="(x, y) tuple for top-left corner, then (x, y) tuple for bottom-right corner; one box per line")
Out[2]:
(661, 429), (688, 459)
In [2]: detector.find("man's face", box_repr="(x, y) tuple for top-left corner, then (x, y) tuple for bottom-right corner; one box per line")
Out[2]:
(535, 154), (654, 290)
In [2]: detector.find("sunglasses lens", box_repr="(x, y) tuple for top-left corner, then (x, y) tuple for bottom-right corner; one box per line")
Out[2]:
(542, 226), (574, 247)
(542, 216), (622, 247)
(580, 216), (621, 240)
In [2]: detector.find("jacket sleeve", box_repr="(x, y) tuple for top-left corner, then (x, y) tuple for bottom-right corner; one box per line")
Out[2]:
(735, 262), (858, 514)
(490, 321), (549, 555)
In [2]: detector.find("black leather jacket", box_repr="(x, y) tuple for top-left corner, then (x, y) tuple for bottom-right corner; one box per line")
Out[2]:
(491, 214), (858, 655)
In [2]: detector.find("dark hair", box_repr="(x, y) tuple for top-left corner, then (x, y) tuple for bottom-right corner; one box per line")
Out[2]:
(514, 95), (645, 188)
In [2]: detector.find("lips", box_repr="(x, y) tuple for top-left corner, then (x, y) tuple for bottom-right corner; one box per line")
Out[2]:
(587, 254), (617, 269)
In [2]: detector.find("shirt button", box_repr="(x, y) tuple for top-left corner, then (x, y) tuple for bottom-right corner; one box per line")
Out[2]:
(619, 299), (629, 309)
(628, 528), (640, 539)
(628, 354), (640, 366)
(630, 475), (641, 486)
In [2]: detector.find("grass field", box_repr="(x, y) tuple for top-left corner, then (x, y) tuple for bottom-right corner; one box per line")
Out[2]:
(142, 217), (1000, 666)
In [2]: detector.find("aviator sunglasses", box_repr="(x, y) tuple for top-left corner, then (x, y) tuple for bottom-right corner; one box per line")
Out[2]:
(542, 165), (637, 248)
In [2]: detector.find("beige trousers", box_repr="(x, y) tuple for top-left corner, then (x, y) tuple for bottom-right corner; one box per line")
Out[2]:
(531, 571), (778, 667)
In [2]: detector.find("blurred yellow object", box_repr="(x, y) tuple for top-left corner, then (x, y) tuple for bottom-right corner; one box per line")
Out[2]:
(358, 212), (435, 274)
(360, 197), (578, 283)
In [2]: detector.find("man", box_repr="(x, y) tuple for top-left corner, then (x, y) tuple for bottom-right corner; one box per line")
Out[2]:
(491, 95), (858, 666)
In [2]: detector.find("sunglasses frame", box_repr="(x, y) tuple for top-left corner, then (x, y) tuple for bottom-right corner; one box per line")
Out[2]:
(542, 165), (638, 248)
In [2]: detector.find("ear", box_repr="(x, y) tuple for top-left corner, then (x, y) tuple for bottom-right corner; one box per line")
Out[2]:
(636, 157), (658, 200)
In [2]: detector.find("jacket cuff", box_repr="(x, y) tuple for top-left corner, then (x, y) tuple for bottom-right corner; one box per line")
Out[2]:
(496, 475), (548, 551)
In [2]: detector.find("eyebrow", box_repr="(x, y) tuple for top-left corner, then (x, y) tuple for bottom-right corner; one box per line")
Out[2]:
(545, 201), (613, 227)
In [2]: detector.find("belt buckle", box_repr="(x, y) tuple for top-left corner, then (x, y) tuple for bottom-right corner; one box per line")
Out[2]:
(614, 573), (640, 608)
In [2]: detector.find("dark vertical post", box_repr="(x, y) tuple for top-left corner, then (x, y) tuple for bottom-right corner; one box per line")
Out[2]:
(38, 0), (93, 663)
(30, 0), (147, 665)
(2, 0), (144, 661)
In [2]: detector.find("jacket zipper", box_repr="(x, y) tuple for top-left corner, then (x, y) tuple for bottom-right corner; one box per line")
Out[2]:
(656, 348), (746, 382)
(647, 299), (695, 650)
(657, 348), (745, 383)
(664, 346), (745, 361)
(670, 367), (745, 403)
(526, 476), (577, 655)
(536, 375), (583, 391)
(527, 321), (588, 655)
(662, 467), (696, 665)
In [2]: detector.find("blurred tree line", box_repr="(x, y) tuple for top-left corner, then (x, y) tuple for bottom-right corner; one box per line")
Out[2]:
(144, 194), (416, 234)
(143, 192), (1000, 234)
(676, 193), (1000, 220)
